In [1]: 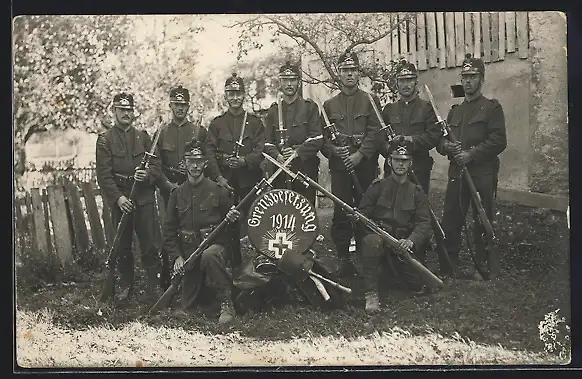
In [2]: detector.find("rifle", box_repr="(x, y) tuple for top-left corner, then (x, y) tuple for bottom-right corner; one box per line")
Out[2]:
(316, 100), (364, 197)
(98, 116), (165, 304)
(147, 151), (299, 315)
(276, 93), (292, 188)
(365, 93), (454, 275)
(233, 111), (248, 158)
(263, 153), (445, 290)
(423, 84), (498, 279)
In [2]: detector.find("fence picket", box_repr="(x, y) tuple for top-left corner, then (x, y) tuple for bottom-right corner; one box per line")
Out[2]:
(47, 186), (73, 266)
(426, 12), (438, 68)
(506, 11), (516, 53)
(101, 197), (115, 246)
(42, 188), (54, 256)
(464, 11), (473, 57)
(408, 17), (417, 66)
(445, 12), (456, 68)
(65, 182), (90, 254)
(24, 194), (37, 252)
(473, 12), (481, 58)
(482, 12), (491, 63)
(80, 182), (106, 250)
(517, 12), (529, 59)
(491, 12), (500, 61)
(391, 14), (400, 61)
(31, 188), (50, 257)
(436, 12), (446, 68)
(455, 12), (465, 66)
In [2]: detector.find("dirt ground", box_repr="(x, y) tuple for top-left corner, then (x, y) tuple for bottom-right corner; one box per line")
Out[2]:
(15, 189), (571, 360)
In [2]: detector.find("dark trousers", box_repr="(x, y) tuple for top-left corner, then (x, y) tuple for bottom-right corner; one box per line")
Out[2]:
(181, 243), (232, 310)
(159, 188), (174, 289)
(111, 202), (162, 295)
(228, 185), (255, 268)
(359, 233), (421, 293)
(440, 172), (497, 274)
(330, 156), (378, 258)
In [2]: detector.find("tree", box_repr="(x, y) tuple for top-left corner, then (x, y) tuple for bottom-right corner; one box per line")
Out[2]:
(13, 15), (130, 175)
(231, 13), (417, 103)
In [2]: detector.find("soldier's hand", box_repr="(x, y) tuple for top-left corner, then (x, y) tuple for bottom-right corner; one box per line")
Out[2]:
(116, 195), (134, 213)
(396, 239), (414, 255)
(347, 212), (360, 224)
(276, 153), (286, 164)
(454, 151), (473, 165)
(134, 169), (148, 182)
(281, 147), (295, 161)
(173, 256), (186, 276)
(227, 156), (246, 169)
(216, 176), (234, 191)
(226, 207), (241, 223)
(443, 141), (462, 155)
(333, 145), (350, 159)
(344, 151), (364, 171)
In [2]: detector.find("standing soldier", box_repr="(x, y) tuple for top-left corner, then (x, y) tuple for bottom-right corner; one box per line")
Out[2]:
(156, 85), (209, 289)
(379, 60), (441, 264)
(357, 140), (432, 312)
(264, 60), (323, 205)
(436, 54), (507, 279)
(162, 140), (241, 324)
(206, 73), (265, 268)
(321, 51), (382, 276)
(95, 93), (163, 304)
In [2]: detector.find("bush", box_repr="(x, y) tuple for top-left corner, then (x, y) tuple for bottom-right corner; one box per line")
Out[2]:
(538, 308), (571, 361)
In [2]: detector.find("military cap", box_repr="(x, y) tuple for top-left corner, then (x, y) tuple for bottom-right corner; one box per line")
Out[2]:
(461, 53), (485, 76)
(225, 73), (245, 92)
(388, 138), (413, 159)
(183, 139), (206, 160)
(279, 61), (300, 78)
(337, 51), (360, 69)
(397, 61), (418, 79)
(112, 93), (134, 109)
(170, 86), (190, 104)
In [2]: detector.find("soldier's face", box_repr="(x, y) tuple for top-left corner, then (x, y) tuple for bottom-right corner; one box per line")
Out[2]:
(113, 107), (134, 126)
(225, 90), (244, 109)
(390, 157), (412, 176)
(397, 77), (418, 97)
(186, 158), (207, 179)
(339, 67), (360, 88)
(461, 73), (483, 95)
(280, 78), (299, 96)
(170, 103), (189, 120)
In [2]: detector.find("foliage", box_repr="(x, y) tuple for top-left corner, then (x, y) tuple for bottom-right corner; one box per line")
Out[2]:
(538, 309), (571, 360)
(232, 13), (418, 103)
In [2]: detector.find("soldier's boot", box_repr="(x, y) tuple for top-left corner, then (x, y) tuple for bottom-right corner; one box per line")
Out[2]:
(365, 292), (380, 313)
(218, 298), (236, 324)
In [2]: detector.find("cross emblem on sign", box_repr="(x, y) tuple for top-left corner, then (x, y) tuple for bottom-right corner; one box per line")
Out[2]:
(267, 232), (293, 259)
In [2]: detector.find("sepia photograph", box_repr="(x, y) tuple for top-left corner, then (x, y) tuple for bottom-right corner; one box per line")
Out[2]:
(13, 11), (570, 369)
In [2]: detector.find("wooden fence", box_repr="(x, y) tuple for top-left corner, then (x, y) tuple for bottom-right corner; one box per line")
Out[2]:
(14, 178), (168, 268)
(375, 11), (529, 70)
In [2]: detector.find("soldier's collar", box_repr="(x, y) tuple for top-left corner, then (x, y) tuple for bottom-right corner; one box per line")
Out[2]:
(463, 93), (484, 103)
(227, 107), (245, 117)
(389, 172), (410, 185)
(114, 123), (133, 133)
(340, 86), (360, 97)
(399, 96), (418, 105)
(172, 117), (190, 127)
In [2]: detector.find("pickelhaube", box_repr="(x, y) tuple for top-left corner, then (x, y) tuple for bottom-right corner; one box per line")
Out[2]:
(388, 138), (413, 159)
(279, 61), (300, 78)
(170, 86), (190, 104)
(225, 73), (245, 92)
(461, 53), (485, 76)
(112, 93), (134, 109)
(397, 60), (418, 79)
(337, 51), (360, 69)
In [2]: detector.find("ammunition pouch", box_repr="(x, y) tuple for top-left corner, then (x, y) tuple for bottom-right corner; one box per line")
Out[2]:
(336, 133), (364, 151)
(377, 220), (411, 240)
(113, 173), (133, 188)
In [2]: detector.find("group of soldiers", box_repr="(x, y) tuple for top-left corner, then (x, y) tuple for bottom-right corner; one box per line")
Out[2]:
(95, 50), (507, 324)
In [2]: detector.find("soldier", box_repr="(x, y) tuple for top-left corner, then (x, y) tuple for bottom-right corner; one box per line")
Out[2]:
(156, 85), (210, 289)
(162, 140), (241, 324)
(379, 60), (442, 264)
(206, 73), (265, 268)
(436, 53), (507, 279)
(264, 60), (323, 205)
(357, 140), (432, 313)
(321, 51), (382, 275)
(95, 93), (163, 304)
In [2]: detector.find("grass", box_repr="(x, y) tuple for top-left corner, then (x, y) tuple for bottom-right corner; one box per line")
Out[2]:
(14, 189), (571, 367)
(16, 309), (564, 367)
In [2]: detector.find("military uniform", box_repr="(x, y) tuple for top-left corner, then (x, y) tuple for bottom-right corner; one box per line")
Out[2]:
(264, 61), (323, 205)
(162, 143), (236, 323)
(95, 93), (163, 300)
(436, 54), (507, 275)
(156, 86), (209, 289)
(358, 141), (432, 311)
(206, 73), (265, 266)
(321, 52), (382, 267)
(379, 62), (441, 192)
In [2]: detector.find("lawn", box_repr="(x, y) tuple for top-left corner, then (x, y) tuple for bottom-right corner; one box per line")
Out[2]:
(15, 189), (571, 367)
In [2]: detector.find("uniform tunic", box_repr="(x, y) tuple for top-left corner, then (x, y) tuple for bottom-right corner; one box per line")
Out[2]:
(321, 88), (382, 256)
(162, 177), (234, 309)
(357, 175), (432, 292)
(380, 97), (441, 192)
(264, 96), (323, 205)
(436, 94), (507, 273)
(95, 123), (163, 291)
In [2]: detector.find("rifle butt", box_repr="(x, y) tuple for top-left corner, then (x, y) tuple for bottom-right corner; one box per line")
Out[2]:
(98, 270), (116, 303)
(148, 281), (179, 315)
(403, 253), (444, 289)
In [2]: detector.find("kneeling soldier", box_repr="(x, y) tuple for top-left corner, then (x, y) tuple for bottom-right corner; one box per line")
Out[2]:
(162, 140), (241, 324)
(357, 140), (432, 313)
